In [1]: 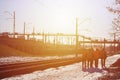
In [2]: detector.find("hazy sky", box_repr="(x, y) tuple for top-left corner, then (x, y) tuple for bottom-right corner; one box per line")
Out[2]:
(0, 0), (115, 39)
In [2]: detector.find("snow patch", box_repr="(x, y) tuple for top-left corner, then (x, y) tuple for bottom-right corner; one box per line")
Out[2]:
(0, 55), (78, 65)
(2, 54), (120, 80)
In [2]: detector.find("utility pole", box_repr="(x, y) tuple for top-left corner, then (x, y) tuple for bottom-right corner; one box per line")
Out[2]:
(83, 36), (85, 48)
(76, 17), (78, 50)
(75, 17), (79, 57)
(33, 26), (35, 39)
(13, 11), (15, 38)
(24, 22), (26, 35)
(4, 11), (16, 38)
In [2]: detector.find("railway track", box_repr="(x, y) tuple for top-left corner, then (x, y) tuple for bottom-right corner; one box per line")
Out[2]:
(0, 57), (81, 79)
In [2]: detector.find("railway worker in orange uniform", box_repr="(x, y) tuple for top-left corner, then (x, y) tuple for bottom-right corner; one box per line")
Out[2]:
(100, 48), (107, 68)
(94, 48), (100, 68)
(82, 48), (87, 70)
(87, 48), (94, 68)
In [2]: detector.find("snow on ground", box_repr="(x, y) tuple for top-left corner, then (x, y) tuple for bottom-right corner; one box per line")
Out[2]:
(2, 54), (120, 80)
(0, 55), (79, 65)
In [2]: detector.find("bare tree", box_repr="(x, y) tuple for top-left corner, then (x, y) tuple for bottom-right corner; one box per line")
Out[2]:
(107, 0), (120, 39)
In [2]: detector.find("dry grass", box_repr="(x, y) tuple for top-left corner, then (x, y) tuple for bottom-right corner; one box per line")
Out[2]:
(0, 44), (31, 57)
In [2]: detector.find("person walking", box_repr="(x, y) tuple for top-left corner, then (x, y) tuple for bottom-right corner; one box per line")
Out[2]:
(94, 48), (100, 68)
(82, 48), (87, 70)
(100, 48), (107, 68)
(87, 48), (94, 68)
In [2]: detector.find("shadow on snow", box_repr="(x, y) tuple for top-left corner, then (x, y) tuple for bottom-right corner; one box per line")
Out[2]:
(82, 68), (103, 73)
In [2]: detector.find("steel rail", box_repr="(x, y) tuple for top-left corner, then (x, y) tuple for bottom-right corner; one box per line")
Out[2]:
(0, 57), (81, 79)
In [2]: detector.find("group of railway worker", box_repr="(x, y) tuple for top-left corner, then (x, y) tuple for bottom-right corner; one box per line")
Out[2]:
(82, 48), (107, 70)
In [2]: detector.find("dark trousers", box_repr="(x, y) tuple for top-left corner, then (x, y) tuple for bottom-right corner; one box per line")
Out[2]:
(82, 60), (86, 69)
(101, 58), (106, 68)
(95, 59), (98, 68)
(87, 60), (93, 68)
